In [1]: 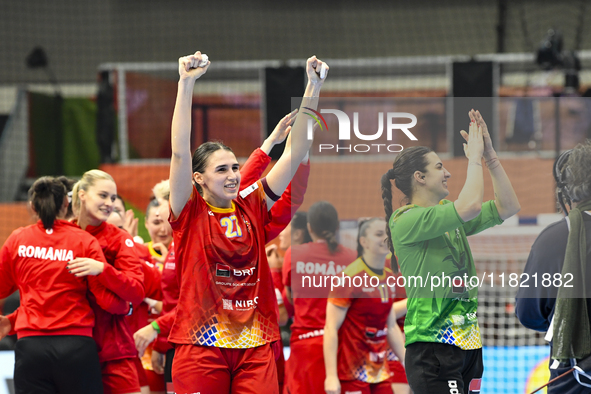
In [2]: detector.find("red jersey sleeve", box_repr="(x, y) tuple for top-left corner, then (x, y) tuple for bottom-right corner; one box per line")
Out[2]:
(240, 148), (271, 189)
(6, 308), (17, 336)
(85, 237), (130, 315)
(155, 308), (176, 336)
(265, 161), (311, 242)
(0, 235), (18, 299)
(97, 232), (145, 305)
(153, 307), (176, 353)
(170, 186), (205, 233)
(328, 282), (355, 309)
(142, 261), (163, 301)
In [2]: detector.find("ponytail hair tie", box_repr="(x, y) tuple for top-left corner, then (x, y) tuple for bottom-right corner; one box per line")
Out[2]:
(387, 169), (396, 180)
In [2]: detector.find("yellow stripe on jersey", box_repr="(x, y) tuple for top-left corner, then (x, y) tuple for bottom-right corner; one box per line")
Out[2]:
(342, 258), (392, 280)
(206, 201), (236, 213)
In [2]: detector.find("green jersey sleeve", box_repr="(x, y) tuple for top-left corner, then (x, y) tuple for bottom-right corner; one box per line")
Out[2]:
(391, 200), (464, 245)
(462, 200), (504, 236)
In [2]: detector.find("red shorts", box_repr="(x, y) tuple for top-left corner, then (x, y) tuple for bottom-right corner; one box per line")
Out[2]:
(388, 359), (408, 384)
(285, 336), (325, 394)
(172, 344), (278, 394)
(132, 357), (148, 387)
(146, 369), (166, 392)
(276, 348), (285, 394)
(132, 352), (166, 392)
(101, 358), (141, 394)
(340, 379), (392, 394)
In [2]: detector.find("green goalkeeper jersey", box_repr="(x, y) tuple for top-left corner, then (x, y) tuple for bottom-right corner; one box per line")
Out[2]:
(390, 199), (503, 350)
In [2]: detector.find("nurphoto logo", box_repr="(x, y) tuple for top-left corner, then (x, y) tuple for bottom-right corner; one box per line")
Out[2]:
(305, 108), (418, 153)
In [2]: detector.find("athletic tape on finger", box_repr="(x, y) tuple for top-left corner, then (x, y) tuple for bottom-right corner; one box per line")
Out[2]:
(198, 54), (209, 67)
(320, 63), (327, 79)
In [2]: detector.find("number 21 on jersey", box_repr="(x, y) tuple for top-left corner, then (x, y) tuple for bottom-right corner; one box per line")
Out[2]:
(220, 215), (243, 238)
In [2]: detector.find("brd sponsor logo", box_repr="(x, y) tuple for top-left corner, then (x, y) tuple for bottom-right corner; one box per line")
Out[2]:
(216, 263), (256, 278)
(234, 267), (256, 277)
(304, 108), (418, 154)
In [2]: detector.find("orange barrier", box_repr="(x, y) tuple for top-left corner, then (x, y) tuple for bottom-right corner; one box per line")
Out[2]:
(0, 203), (36, 246)
(0, 157), (556, 246)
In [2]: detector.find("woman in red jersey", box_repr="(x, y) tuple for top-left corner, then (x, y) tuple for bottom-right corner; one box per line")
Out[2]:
(166, 50), (326, 394)
(0, 176), (130, 394)
(68, 169), (145, 394)
(108, 195), (165, 394)
(134, 120), (310, 394)
(324, 218), (406, 394)
(283, 201), (357, 394)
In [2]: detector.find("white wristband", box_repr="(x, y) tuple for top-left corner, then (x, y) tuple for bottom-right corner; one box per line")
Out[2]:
(275, 288), (284, 305)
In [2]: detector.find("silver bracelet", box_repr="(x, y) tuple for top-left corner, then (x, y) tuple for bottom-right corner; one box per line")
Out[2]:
(469, 161), (483, 167)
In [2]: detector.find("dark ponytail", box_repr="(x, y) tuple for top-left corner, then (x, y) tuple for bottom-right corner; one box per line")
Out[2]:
(29, 177), (67, 230)
(308, 201), (340, 254)
(381, 170), (396, 257)
(381, 146), (432, 256)
(291, 211), (312, 244)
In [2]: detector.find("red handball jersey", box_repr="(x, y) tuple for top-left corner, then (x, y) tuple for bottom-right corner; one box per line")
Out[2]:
(329, 257), (399, 383)
(83, 221), (145, 362)
(169, 181), (280, 349)
(154, 241), (178, 353)
(282, 241), (357, 342)
(0, 220), (129, 338)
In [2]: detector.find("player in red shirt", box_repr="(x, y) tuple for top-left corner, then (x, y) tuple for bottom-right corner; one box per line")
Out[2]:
(324, 218), (406, 394)
(0, 177), (130, 394)
(68, 169), (145, 394)
(166, 50), (327, 394)
(108, 195), (165, 394)
(133, 127), (310, 393)
(283, 201), (358, 394)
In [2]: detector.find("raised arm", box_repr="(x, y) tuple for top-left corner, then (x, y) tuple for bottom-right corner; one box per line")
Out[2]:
(169, 51), (211, 217)
(264, 56), (328, 209)
(265, 160), (311, 242)
(259, 109), (298, 156)
(455, 120), (485, 222)
(470, 109), (521, 220)
(240, 110), (298, 188)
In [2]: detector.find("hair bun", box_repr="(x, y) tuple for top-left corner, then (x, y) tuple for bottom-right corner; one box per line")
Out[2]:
(33, 180), (50, 194)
